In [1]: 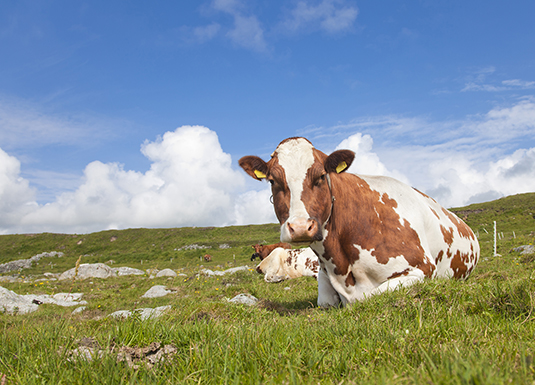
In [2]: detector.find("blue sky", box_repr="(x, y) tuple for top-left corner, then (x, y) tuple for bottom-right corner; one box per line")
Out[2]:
(1, 0), (534, 234)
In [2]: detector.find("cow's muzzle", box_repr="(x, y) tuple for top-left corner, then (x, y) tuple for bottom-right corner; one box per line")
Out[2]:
(285, 218), (323, 244)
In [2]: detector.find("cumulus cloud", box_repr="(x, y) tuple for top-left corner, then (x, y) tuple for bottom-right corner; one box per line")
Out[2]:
(5, 126), (247, 234)
(0, 148), (37, 233)
(334, 133), (409, 183)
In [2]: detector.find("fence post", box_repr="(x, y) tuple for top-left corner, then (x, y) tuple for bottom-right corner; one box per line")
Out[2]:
(493, 221), (499, 257)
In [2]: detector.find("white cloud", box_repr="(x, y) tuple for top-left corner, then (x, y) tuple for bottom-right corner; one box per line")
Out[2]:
(335, 133), (409, 183)
(234, 188), (277, 225)
(6, 126), (247, 234)
(0, 148), (37, 233)
(461, 67), (535, 93)
(280, 0), (358, 34)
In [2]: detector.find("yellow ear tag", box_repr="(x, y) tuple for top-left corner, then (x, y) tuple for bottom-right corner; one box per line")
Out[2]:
(336, 161), (348, 174)
(254, 170), (267, 179)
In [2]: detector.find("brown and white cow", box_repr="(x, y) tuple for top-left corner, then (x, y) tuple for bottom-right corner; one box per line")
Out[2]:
(239, 137), (480, 307)
(251, 242), (292, 261)
(256, 247), (319, 283)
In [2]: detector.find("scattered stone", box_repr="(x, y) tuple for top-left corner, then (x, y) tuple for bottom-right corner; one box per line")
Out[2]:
(200, 265), (250, 277)
(0, 276), (18, 283)
(227, 293), (258, 306)
(72, 306), (86, 314)
(113, 266), (145, 277)
(219, 244), (231, 249)
(59, 263), (113, 280)
(512, 245), (535, 255)
(0, 251), (64, 274)
(1, 286), (87, 315)
(142, 285), (172, 298)
(155, 269), (177, 278)
(59, 263), (145, 281)
(108, 305), (172, 320)
(176, 244), (212, 251)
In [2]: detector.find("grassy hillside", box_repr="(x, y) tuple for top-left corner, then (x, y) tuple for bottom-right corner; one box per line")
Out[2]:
(1, 193), (535, 384)
(0, 224), (282, 276)
(450, 192), (535, 257)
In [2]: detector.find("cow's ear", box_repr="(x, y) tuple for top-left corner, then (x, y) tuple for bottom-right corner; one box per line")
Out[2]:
(239, 156), (269, 180)
(324, 150), (355, 174)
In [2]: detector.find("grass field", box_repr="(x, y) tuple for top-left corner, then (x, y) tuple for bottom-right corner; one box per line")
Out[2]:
(1, 193), (535, 384)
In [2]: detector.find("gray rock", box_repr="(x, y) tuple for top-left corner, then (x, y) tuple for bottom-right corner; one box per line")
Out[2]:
(72, 306), (87, 314)
(513, 245), (535, 255)
(113, 266), (145, 276)
(1, 286), (87, 315)
(200, 265), (250, 277)
(155, 269), (177, 278)
(108, 305), (172, 320)
(227, 293), (258, 306)
(59, 263), (113, 280)
(59, 263), (145, 281)
(0, 251), (64, 274)
(142, 285), (172, 298)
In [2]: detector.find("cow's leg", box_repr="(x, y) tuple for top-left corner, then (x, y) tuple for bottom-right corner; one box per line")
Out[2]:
(367, 271), (425, 298)
(317, 268), (341, 308)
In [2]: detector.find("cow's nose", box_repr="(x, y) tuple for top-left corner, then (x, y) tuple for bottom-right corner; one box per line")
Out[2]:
(286, 218), (321, 243)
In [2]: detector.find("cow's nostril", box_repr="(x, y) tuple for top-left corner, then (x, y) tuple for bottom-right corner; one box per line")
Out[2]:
(287, 222), (295, 235)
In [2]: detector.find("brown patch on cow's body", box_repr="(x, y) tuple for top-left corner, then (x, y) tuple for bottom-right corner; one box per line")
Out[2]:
(441, 208), (476, 241)
(440, 225), (454, 246)
(388, 268), (411, 280)
(322, 174), (435, 279)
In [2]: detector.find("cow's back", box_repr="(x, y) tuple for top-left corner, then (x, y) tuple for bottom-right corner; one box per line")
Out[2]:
(357, 174), (479, 279)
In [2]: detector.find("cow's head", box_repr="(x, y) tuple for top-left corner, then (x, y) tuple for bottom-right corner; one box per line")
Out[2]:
(239, 137), (354, 244)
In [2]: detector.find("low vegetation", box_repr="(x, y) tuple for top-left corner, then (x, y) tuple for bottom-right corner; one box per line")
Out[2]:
(1, 193), (535, 384)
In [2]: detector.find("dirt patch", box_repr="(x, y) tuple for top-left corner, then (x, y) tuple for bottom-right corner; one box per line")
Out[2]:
(62, 337), (177, 369)
(257, 299), (297, 315)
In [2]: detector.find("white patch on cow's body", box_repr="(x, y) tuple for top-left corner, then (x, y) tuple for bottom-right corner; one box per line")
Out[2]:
(275, 139), (315, 241)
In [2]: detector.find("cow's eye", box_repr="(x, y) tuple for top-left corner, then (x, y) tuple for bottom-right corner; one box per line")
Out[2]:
(315, 174), (326, 187)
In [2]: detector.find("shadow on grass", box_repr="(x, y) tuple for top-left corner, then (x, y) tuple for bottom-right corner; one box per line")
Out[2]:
(258, 297), (319, 315)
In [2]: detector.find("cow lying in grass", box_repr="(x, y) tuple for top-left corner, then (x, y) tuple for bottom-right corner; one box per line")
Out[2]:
(256, 247), (319, 283)
(240, 137), (480, 307)
(250, 242), (292, 261)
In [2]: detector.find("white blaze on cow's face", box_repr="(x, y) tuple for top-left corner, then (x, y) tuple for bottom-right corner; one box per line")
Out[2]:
(274, 138), (317, 243)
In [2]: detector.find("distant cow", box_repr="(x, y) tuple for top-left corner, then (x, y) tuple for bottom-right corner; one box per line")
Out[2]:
(256, 247), (319, 283)
(203, 254), (212, 262)
(250, 242), (292, 261)
(240, 137), (480, 307)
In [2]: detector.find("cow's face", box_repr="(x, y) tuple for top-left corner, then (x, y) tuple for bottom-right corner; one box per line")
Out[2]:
(239, 137), (354, 244)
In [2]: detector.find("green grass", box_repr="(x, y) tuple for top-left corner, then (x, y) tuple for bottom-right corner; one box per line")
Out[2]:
(1, 193), (535, 384)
